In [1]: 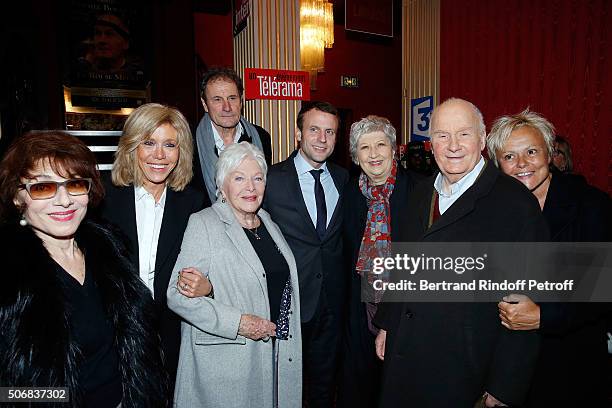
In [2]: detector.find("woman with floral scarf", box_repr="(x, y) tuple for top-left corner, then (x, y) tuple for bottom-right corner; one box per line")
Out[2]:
(337, 116), (420, 408)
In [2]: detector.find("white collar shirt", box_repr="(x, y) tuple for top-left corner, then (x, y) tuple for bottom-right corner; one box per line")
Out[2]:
(212, 121), (243, 154)
(293, 150), (339, 228)
(433, 156), (485, 214)
(134, 185), (167, 297)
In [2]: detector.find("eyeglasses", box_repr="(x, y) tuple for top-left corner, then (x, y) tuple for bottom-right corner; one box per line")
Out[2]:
(18, 178), (92, 200)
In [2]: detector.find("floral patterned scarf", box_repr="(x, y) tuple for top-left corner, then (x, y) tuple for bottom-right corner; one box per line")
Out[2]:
(355, 160), (397, 308)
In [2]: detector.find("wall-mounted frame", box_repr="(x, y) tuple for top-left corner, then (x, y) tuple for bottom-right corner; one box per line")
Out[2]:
(345, 0), (393, 37)
(62, 0), (151, 131)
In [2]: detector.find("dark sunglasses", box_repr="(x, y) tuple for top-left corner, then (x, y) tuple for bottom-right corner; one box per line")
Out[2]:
(18, 178), (92, 200)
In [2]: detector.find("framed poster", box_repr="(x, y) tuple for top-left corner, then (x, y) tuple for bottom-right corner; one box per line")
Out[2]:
(62, 0), (151, 130)
(345, 0), (393, 37)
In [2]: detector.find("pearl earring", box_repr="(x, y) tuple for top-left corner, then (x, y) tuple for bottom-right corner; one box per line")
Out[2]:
(19, 216), (27, 227)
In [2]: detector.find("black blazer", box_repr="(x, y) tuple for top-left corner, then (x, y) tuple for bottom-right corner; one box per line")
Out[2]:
(344, 165), (421, 266)
(343, 165), (420, 307)
(339, 165), (419, 408)
(375, 161), (549, 408)
(97, 178), (206, 383)
(264, 150), (349, 322)
(528, 173), (611, 408)
(543, 173), (611, 242)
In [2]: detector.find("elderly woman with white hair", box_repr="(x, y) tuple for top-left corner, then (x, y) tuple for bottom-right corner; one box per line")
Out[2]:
(167, 142), (302, 407)
(487, 108), (611, 408)
(337, 115), (419, 408)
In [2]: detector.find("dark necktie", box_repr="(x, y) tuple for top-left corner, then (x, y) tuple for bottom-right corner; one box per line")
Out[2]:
(309, 169), (327, 240)
(432, 192), (441, 223)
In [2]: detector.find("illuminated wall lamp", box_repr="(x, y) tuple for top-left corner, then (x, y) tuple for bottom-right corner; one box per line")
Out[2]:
(300, 0), (334, 90)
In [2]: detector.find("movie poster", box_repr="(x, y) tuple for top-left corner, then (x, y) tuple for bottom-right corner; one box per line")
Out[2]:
(63, 0), (150, 130)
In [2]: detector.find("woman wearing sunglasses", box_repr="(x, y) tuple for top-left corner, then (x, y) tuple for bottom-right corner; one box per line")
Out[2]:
(0, 131), (168, 407)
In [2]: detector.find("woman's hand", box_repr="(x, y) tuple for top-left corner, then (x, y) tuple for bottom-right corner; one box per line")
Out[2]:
(375, 329), (387, 361)
(177, 267), (212, 298)
(498, 294), (540, 330)
(238, 314), (276, 341)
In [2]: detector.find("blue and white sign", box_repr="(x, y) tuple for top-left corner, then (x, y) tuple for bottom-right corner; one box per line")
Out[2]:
(410, 96), (433, 142)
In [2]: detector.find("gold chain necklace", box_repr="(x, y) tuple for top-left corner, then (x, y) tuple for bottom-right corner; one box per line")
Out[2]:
(245, 226), (261, 240)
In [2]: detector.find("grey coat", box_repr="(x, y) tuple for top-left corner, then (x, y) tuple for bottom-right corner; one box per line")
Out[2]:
(167, 200), (302, 408)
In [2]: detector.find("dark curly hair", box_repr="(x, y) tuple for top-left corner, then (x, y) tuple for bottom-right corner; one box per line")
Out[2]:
(0, 131), (104, 222)
(296, 101), (339, 132)
(200, 67), (244, 100)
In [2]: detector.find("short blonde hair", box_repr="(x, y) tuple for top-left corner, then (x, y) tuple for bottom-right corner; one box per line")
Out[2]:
(487, 108), (555, 167)
(112, 103), (194, 191)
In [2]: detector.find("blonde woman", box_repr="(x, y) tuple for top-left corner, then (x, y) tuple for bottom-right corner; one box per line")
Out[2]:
(98, 103), (211, 401)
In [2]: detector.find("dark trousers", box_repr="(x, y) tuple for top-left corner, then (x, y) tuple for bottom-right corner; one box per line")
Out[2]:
(301, 290), (341, 408)
(159, 309), (180, 406)
(337, 274), (382, 408)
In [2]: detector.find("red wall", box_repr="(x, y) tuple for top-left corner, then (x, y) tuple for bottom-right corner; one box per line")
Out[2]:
(313, 23), (402, 133)
(193, 8), (402, 168)
(194, 12), (233, 69)
(440, 0), (611, 193)
(314, 22), (402, 167)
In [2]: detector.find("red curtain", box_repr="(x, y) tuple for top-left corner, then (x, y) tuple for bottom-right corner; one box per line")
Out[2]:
(440, 0), (611, 193)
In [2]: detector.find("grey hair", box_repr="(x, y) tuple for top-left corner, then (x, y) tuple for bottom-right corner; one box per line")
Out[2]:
(430, 97), (486, 137)
(349, 115), (397, 165)
(215, 142), (268, 197)
(487, 108), (555, 166)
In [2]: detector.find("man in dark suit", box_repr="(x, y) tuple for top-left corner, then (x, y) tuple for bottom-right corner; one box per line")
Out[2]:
(374, 98), (548, 408)
(264, 101), (348, 407)
(192, 67), (272, 203)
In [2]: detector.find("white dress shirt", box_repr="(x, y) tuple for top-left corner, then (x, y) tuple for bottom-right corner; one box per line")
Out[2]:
(213, 121), (243, 153)
(134, 185), (167, 297)
(294, 150), (339, 228)
(433, 156), (485, 214)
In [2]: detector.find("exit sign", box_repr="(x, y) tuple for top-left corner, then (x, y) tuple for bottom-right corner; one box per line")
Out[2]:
(340, 75), (359, 88)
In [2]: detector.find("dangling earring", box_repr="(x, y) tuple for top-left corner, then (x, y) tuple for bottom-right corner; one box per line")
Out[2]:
(19, 215), (27, 227)
(221, 196), (226, 203)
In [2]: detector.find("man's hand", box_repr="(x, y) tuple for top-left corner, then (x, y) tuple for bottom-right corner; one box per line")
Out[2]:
(375, 329), (387, 361)
(498, 293), (540, 330)
(238, 314), (276, 341)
